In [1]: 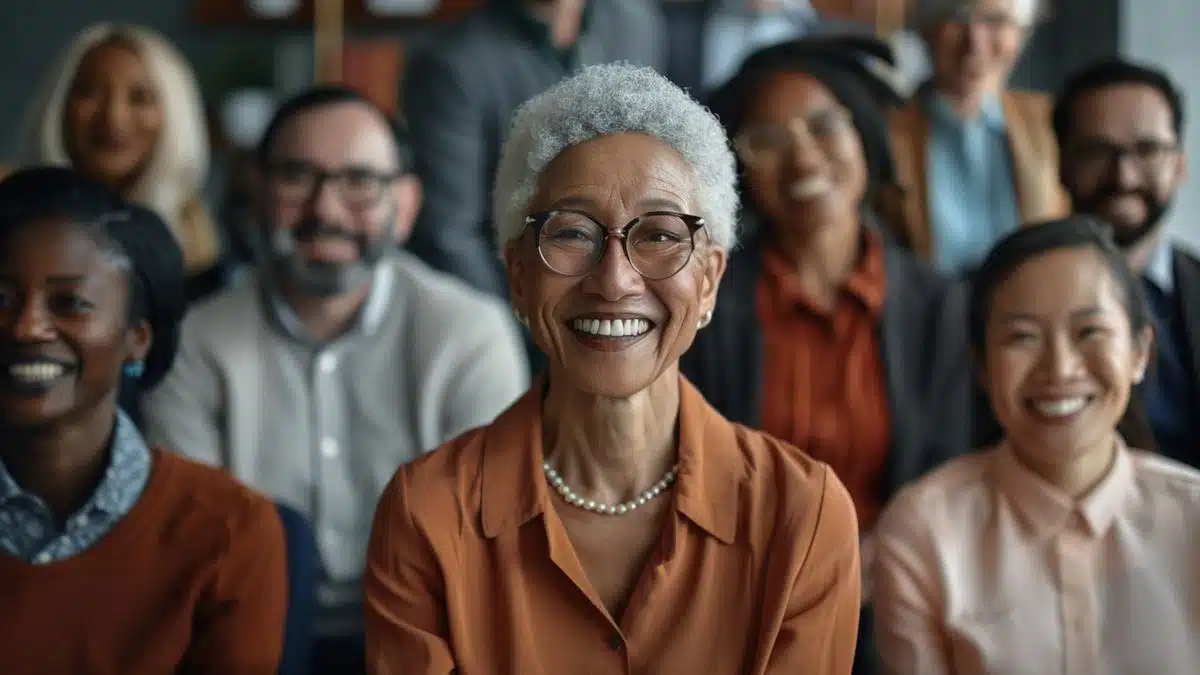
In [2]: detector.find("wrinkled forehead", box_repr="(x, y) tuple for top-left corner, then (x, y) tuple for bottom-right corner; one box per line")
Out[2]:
(533, 133), (700, 215)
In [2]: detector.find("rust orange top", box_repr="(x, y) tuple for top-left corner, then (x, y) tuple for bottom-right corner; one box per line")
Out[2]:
(364, 376), (861, 674)
(757, 231), (892, 531)
(0, 450), (286, 674)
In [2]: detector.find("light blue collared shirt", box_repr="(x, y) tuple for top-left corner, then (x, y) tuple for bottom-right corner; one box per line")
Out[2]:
(925, 92), (1022, 274)
(0, 409), (151, 564)
(1144, 241), (1175, 294)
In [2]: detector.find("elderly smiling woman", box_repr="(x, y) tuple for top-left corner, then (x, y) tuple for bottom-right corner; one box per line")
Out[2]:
(363, 64), (861, 674)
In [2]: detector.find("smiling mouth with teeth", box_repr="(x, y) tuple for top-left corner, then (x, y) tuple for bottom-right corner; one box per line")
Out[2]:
(569, 318), (652, 339)
(4, 362), (70, 388)
(1029, 396), (1093, 419)
(787, 177), (833, 201)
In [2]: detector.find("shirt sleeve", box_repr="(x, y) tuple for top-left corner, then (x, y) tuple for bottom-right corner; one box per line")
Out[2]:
(180, 495), (288, 674)
(364, 471), (456, 675)
(766, 465), (862, 674)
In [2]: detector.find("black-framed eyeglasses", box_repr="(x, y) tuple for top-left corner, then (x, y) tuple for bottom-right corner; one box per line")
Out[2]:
(524, 209), (706, 280)
(1067, 139), (1180, 175)
(265, 160), (402, 210)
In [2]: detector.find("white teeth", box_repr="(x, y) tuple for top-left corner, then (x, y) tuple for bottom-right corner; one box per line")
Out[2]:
(569, 318), (652, 338)
(8, 363), (65, 383)
(1032, 397), (1089, 418)
(788, 177), (833, 200)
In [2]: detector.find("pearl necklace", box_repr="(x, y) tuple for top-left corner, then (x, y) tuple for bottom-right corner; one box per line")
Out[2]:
(542, 461), (680, 515)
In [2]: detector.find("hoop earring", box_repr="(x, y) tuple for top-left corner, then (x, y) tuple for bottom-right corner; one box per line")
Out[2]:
(697, 310), (713, 329)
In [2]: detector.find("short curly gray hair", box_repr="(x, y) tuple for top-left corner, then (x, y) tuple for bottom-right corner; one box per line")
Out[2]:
(492, 63), (739, 253)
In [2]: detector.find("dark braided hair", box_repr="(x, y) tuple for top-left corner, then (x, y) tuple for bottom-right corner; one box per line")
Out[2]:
(0, 166), (187, 389)
(968, 215), (1156, 450)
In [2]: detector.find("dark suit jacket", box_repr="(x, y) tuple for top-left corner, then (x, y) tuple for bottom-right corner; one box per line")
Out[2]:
(1155, 245), (1200, 467)
(680, 227), (981, 675)
(402, 0), (666, 300)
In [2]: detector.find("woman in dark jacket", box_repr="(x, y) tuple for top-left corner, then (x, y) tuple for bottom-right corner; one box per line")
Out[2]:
(681, 36), (986, 675)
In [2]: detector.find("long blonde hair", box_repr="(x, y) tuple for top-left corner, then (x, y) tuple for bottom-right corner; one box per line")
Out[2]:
(25, 23), (219, 274)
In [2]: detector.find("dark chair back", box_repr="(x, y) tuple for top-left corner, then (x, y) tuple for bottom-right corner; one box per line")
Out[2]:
(275, 502), (317, 675)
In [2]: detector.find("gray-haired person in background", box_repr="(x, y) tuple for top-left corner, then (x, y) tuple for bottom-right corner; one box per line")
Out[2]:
(889, 0), (1068, 274)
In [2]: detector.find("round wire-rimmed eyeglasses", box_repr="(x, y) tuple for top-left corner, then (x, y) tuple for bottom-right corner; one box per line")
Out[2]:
(523, 209), (707, 281)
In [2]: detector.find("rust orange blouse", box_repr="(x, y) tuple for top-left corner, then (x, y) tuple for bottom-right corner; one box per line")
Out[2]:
(364, 376), (861, 674)
(757, 231), (892, 531)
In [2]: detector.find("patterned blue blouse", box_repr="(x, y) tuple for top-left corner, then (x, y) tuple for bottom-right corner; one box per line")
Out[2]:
(0, 410), (150, 564)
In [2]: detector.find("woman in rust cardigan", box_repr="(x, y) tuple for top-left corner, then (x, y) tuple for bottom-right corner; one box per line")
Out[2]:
(889, 0), (1067, 274)
(684, 36), (987, 674)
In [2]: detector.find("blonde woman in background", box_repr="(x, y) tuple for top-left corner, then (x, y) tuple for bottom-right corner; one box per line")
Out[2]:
(25, 23), (227, 303)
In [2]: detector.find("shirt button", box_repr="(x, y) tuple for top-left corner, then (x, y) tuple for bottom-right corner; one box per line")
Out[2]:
(608, 632), (623, 650)
(320, 438), (340, 459)
(318, 353), (338, 373)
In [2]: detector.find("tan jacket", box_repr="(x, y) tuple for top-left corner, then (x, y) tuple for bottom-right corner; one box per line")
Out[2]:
(889, 90), (1069, 261)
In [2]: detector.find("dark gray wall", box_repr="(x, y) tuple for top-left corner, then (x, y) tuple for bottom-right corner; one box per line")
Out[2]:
(1011, 0), (1120, 92)
(1121, 0), (1200, 251)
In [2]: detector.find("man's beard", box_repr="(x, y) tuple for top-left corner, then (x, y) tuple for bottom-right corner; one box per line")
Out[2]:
(1073, 186), (1173, 250)
(261, 205), (397, 297)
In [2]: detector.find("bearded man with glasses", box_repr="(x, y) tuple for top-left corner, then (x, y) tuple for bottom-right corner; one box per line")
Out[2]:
(141, 86), (529, 674)
(1054, 58), (1200, 469)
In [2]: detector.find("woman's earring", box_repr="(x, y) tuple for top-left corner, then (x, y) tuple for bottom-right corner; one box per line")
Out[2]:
(1134, 370), (1146, 385)
(123, 360), (146, 379)
(697, 310), (713, 329)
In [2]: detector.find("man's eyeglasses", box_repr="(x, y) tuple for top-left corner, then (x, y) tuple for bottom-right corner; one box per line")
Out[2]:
(1068, 139), (1180, 175)
(265, 160), (402, 209)
(524, 209), (706, 280)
